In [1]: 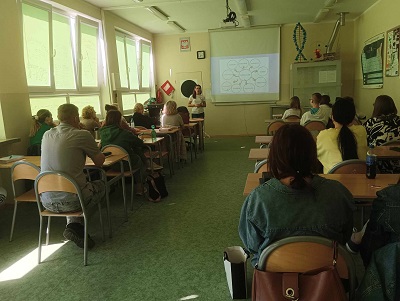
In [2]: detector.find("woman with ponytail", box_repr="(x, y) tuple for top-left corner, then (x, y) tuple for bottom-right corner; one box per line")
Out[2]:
(317, 98), (367, 173)
(239, 124), (355, 267)
(28, 109), (55, 155)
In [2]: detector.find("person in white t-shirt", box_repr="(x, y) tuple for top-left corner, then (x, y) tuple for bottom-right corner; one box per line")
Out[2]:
(188, 84), (206, 119)
(300, 92), (329, 125)
(282, 96), (302, 119)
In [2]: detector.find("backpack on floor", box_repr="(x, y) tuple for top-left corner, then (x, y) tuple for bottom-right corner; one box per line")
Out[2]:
(146, 172), (168, 202)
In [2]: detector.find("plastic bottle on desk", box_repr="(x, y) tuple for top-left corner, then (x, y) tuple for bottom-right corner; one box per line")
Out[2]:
(366, 144), (377, 179)
(151, 125), (157, 142)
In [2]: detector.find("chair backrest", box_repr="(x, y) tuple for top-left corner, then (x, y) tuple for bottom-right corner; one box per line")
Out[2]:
(327, 159), (367, 174)
(35, 171), (86, 212)
(178, 111), (190, 124)
(11, 161), (40, 182)
(267, 120), (285, 135)
(380, 139), (400, 146)
(258, 236), (356, 299)
(11, 161), (40, 197)
(254, 159), (269, 173)
(304, 120), (326, 132)
(101, 144), (130, 161)
(35, 171), (79, 195)
(284, 115), (301, 122)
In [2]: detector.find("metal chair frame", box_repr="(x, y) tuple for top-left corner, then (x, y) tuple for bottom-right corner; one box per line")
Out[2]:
(9, 161), (40, 241)
(35, 171), (105, 266)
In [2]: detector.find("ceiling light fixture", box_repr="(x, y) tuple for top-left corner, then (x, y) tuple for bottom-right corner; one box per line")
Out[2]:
(132, 0), (143, 2)
(314, 8), (330, 23)
(145, 6), (169, 21)
(324, 0), (336, 7)
(167, 21), (186, 33)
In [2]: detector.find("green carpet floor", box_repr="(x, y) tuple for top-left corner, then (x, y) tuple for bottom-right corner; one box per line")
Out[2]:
(0, 137), (257, 301)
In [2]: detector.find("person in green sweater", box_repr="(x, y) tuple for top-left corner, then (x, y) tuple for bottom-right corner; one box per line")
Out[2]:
(28, 109), (56, 155)
(100, 110), (161, 194)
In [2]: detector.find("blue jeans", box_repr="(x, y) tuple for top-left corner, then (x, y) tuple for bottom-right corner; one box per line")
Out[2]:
(41, 180), (105, 224)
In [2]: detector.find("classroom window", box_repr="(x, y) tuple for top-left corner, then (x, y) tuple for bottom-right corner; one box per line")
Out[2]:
(121, 93), (151, 114)
(22, 0), (103, 117)
(22, 2), (52, 89)
(115, 31), (152, 95)
(141, 42), (151, 89)
(53, 12), (75, 90)
(78, 19), (99, 89)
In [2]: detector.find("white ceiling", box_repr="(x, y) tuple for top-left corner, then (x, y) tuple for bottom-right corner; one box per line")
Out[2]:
(82, 0), (378, 35)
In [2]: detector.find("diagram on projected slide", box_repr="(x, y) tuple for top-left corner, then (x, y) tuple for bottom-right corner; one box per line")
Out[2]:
(220, 57), (269, 93)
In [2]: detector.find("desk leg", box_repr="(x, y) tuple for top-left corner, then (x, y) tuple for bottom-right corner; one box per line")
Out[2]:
(166, 134), (174, 175)
(120, 161), (128, 222)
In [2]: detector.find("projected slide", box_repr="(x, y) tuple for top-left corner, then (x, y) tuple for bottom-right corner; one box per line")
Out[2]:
(220, 57), (269, 94)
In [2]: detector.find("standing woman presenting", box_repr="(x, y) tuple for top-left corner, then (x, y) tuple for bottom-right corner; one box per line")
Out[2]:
(188, 84), (206, 119)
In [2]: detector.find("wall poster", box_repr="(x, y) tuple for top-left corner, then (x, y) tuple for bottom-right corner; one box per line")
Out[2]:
(361, 33), (384, 88)
(180, 37), (191, 52)
(386, 26), (400, 77)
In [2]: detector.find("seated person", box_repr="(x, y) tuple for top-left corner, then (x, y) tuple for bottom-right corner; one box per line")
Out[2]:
(177, 106), (190, 124)
(81, 105), (101, 138)
(161, 100), (187, 161)
(28, 109), (56, 155)
(131, 103), (155, 129)
(320, 94), (333, 128)
(363, 95), (400, 173)
(347, 183), (400, 267)
(239, 124), (355, 267)
(317, 98), (367, 173)
(40, 104), (106, 249)
(300, 92), (329, 126)
(103, 103), (140, 135)
(282, 96), (302, 119)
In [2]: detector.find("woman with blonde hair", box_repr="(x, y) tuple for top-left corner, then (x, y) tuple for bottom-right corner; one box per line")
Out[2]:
(131, 103), (155, 129)
(161, 100), (187, 161)
(81, 105), (101, 138)
(28, 109), (56, 155)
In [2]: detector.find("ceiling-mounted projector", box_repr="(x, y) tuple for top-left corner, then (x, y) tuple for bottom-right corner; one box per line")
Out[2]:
(222, 0), (238, 26)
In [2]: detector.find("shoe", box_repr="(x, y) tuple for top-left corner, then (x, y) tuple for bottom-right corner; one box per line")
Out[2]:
(63, 223), (95, 249)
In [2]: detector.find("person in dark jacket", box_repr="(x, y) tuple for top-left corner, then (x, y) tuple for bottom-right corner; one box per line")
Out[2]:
(100, 110), (149, 193)
(131, 103), (155, 129)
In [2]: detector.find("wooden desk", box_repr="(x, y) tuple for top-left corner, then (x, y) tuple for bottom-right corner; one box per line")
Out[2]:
(249, 148), (269, 160)
(255, 136), (273, 144)
(0, 156), (40, 169)
(0, 138), (21, 146)
(139, 128), (179, 173)
(142, 137), (168, 173)
(243, 173), (400, 198)
(374, 145), (400, 159)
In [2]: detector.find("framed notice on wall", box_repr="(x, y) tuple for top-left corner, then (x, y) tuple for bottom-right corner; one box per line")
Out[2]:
(386, 26), (400, 77)
(361, 33), (384, 88)
(180, 37), (191, 52)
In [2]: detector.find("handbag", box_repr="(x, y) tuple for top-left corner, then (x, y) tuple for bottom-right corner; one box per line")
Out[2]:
(252, 241), (347, 301)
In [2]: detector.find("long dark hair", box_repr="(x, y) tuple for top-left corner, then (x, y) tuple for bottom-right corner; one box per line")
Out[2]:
(104, 110), (123, 128)
(332, 98), (358, 160)
(372, 95), (397, 118)
(192, 84), (202, 99)
(269, 124), (318, 190)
